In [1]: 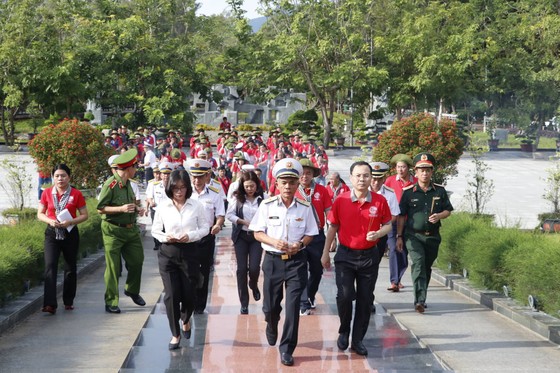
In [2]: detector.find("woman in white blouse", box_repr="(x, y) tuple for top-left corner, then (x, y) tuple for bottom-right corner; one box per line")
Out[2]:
(226, 171), (266, 314)
(152, 170), (210, 350)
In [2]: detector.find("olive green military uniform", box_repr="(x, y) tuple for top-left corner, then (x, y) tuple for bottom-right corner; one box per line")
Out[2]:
(97, 172), (144, 307)
(399, 181), (453, 305)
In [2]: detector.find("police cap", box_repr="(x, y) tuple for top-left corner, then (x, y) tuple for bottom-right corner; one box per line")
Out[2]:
(114, 148), (138, 169)
(273, 158), (303, 179)
(370, 162), (390, 178)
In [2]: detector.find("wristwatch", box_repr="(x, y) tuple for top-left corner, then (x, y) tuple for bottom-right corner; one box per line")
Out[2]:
(396, 234), (403, 238)
(299, 240), (305, 249)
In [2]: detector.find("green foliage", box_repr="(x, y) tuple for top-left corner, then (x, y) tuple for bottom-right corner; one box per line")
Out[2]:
(0, 158), (33, 210)
(438, 213), (560, 315)
(542, 163), (560, 214)
(235, 124), (255, 131)
(504, 235), (560, 314)
(28, 119), (114, 189)
(438, 212), (491, 273)
(373, 113), (464, 184)
(0, 198), (102, 306)
(464, 146), (495, 214)
(285, 110), (319, 135)
(195, 124), (217, 132)
(1, 207), (37, 222)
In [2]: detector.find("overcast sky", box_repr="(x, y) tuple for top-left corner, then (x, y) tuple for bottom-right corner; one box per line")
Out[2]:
(197, 0), (262, 19)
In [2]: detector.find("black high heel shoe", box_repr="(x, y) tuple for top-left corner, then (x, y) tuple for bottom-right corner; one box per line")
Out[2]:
(168, 336), (181, 350)
(182, 321), (191, 340)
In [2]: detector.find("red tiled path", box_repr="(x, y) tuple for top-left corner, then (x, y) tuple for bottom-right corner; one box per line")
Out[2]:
(201, 237), (375, 372)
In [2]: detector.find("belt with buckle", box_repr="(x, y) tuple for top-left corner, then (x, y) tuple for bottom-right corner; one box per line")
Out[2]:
(106, 221), (135, 229)
(266, 250), (302, 261)
(414, 229), (438, 236)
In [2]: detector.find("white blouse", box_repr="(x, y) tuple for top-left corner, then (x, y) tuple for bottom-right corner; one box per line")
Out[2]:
(226, 197), (262, 231)
(151, 198), (210, 243)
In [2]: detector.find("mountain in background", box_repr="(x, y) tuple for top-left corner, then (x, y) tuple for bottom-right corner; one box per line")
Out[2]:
(249, 17), (266, 32)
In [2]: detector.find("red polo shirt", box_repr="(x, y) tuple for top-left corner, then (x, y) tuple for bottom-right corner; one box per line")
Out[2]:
(327, 190), (391, 249)
(384, 174), (417, 202)
(39, 187), (87, 220)
(295, 183), (332, 229)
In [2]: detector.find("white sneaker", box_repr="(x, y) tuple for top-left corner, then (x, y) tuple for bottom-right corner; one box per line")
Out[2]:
(309, 299), (316, 309)
(299, 308), (311, 316)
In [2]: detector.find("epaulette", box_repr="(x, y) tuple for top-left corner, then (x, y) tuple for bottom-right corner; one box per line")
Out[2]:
(383, 185), (395, 193)
(263, 196), (279, 204)
(152, 181), (162, 185)
(109, 180), (118, 189)
(402, 184), (415, 191)
(148, 179), (157, 185)
(208, 185), (220, 194)
(295, 198), (310, 207)
(433, 183), (444, 188)
(212, 179), (223, 186)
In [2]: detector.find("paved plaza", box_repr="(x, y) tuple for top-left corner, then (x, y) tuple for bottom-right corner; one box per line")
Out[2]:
(0, 148), (559, 372)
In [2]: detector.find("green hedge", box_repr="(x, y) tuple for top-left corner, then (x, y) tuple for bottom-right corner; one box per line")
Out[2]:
(0, 199), (102, 306)
(438, 212), (560, 314)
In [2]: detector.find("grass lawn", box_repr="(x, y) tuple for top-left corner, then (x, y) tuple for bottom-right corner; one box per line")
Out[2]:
(469, 130), (558, 150)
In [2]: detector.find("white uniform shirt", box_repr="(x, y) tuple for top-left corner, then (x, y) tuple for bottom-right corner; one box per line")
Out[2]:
(209, 178), (227, 201)
(226, 196), (262, 232)
(151, 181), (170, 211)
(227, 180), (239, 203)
(191, 186), (226, 228)
(377, 185), (400, 216)
(143, 149), (157, 168)
(130, 180), (141, 201)
(152, 199), (210, 243)
(249, 196), (319, 253)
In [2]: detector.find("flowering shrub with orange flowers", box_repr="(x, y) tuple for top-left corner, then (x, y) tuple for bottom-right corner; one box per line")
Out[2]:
(373, 113), (465, 184)
(28, 119), (114, 189)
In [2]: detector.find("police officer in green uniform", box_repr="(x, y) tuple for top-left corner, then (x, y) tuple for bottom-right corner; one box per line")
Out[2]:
(97, 148), (147, 314)
(396, 153), (453, 314)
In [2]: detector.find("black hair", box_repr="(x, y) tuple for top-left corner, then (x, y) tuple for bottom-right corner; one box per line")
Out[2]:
(165, 170), (193, 200)
(52, 164), (71, 177)
(350, 161), (372, 175)
(235, 171), (264, 204)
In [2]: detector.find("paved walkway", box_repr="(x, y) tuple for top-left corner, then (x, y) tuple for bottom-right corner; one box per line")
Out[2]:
(0, 149), (560, 372)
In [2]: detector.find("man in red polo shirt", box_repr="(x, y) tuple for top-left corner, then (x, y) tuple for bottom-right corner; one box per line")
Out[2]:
(321, 161), (392, 357)
(295, 159), (332, 315)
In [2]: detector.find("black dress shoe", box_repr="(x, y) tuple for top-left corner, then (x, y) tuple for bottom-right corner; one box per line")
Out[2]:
(240, 306), (249, 314)
(351, 340), (368, 356)
(252, 287), (261, 301)
(124, 290), (146, 306)
(105, 305), (121, 314)
(280, 352), (294, 366)
(168, 337), (181, 350)
(337, 332), (349, 350)
(266, 322), (278, 346)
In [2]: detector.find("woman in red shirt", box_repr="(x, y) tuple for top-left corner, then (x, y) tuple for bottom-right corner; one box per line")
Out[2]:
(37, 164), (89, 314)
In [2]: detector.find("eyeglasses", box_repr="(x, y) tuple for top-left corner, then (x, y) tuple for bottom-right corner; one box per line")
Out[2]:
(173, 186), (188, 192)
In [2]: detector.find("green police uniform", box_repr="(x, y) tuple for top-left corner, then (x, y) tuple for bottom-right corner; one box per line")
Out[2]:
(97, 150), (144, 308)
(398, 153), (453, 307)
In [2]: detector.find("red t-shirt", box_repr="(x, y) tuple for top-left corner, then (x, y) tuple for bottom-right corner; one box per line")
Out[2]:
(384, 174), (418, 202)
(328, 190), (392, 249)
(39, 187), (87, 220)
(295, 183), (332, 229)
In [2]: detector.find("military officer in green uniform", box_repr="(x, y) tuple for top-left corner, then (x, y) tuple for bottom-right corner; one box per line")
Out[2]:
(97, 148), (147, 314)
(396, 153), (453, 314)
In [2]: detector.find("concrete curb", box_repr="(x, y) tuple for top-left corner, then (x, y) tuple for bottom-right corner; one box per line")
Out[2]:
(0, 249), (105, 335)
(432, 269), (560, 344)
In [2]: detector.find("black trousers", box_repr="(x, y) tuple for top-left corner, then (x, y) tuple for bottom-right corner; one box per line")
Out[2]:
(334, 245), (379, 343)
(234, 231), (263, 308)
(158, 242), (199, 338)
(145, 167), (154, 183)
(262, 250), (307, 355)
(195, 233), (215, 311)
(300, 229), (325, 309)
(43, 227), (79, 308)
